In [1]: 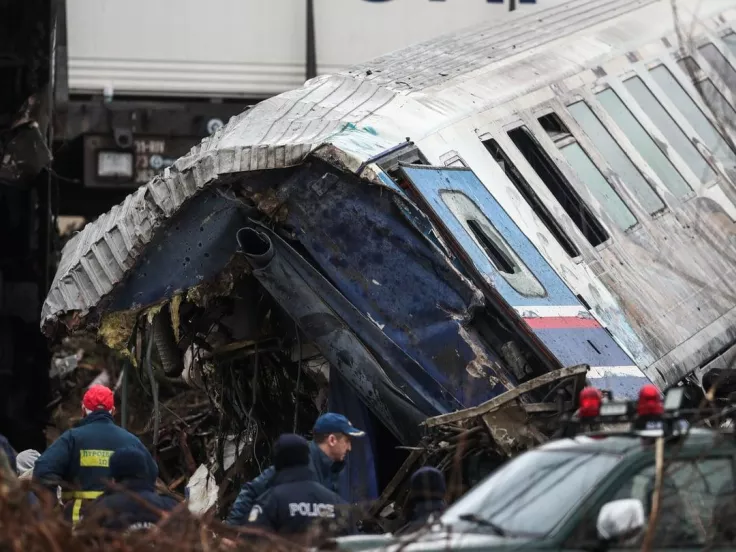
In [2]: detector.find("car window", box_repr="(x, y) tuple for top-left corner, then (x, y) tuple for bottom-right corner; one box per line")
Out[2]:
(571, 457), (735, 548)
(441, 449), (620, 536)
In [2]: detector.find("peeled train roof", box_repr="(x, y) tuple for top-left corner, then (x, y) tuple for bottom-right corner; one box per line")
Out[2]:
(43, 0), (696, 332)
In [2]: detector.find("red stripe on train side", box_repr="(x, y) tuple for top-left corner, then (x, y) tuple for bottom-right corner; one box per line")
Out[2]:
(523, 316), (602, 329)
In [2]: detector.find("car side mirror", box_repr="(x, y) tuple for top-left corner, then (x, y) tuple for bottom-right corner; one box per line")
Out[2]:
(596, 498), (645, 544)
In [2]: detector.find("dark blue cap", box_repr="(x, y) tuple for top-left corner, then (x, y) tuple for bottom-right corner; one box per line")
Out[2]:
(312, 413), (365, 438)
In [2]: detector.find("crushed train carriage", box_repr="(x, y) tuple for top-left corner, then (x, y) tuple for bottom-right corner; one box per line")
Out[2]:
(40, 0), (736, 506)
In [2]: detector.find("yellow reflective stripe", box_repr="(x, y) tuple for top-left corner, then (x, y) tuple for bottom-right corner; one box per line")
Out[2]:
(79, 449), (114, 467)
(62, 490), (103, 500)
(72, 499), (83, 524)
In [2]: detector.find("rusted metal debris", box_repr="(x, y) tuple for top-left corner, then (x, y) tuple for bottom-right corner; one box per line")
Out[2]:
(365, 366), (587, 530)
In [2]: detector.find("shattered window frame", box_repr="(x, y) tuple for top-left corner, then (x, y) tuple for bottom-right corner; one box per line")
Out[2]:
(505, 123), (612, 248)
(533, 112), (638, 233)
(676, 56), (736, 129)
(481, 137), (581, 258)
(652, 59), (736, 169)
(621, 75), (712, 188)
(565, 98), (669, 214)
(439, 189), (548, 298)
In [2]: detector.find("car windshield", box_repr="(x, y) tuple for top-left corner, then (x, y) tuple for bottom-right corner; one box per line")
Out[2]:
(440, 448), (621, 537)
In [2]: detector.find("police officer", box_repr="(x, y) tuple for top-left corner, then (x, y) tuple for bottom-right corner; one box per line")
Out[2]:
(34, 384), (157, 525)
(246, 434), (351, 538)
(88, 446), (179, 532)
(227, 412), (364, 525)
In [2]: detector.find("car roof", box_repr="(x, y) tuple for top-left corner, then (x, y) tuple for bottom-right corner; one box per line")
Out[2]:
(536, 427), (735, 456)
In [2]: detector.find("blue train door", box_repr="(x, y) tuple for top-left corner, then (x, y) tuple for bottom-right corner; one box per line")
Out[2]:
(400, 164), (651, 398)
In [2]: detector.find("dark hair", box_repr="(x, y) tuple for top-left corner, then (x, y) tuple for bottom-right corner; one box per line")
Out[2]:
(313, 432), (347, 444)
(313, 432), (330, 444)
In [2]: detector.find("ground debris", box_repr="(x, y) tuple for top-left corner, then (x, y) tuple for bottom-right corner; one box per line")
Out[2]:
(46, 335), (217, 503)
(0, 475), (311, 552)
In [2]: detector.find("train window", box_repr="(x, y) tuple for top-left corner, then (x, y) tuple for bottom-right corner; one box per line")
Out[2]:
(507, 126), (610, 247)
(440, 190), (546, 297)
(724, 32), (736, 55)
(535, 114), (637, 232)
(677, 57), (736, 132)
(698, 42), (736, 91)
(566, 100), (667, 213)
(559, 141), (638, 231)
(624, 77), (716, 188)
(650, 64), (736, 167)
(483, 139), (580, 258)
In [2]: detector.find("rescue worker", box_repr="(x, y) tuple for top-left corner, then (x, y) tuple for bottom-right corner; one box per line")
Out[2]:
(226, 412), (364, 526)
(246, 434), (351, 539)
(0, 436), (39, 508)
(0, 432), (16, 473)
(395, 466), (447, 535)
(33, 384), (157, 525)
(89, 446), (179, 532)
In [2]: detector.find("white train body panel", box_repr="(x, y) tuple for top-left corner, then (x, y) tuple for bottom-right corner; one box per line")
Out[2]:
(48, 0), (736, 393)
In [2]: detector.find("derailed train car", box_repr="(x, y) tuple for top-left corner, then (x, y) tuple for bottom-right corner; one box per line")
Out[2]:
(41, 0), (736, 502)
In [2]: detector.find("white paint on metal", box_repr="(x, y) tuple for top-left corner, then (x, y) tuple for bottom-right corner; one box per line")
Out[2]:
(514, 306), (591, 318)
(588, 366), (650, 378)
(366, 312), (386, 331)
(45, 0), (736, 394)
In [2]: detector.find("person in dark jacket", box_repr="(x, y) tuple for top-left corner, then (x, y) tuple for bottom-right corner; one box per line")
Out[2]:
(246, 434), (351, 539)
(395, 466), (447, 535)
(0, 432), (17, 474)
(226, 412), (364, 526)
(0, 434), (39, 509)
(89, 446), (179, 532)
(33, 384), (158, 525)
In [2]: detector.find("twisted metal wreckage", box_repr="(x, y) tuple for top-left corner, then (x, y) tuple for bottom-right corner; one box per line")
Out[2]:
(42, 150), (592, 511)
(41, 0), (712, 513)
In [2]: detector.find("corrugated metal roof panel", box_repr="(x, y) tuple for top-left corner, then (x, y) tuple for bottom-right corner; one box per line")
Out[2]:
(345, 0), (653, 91)
(42, 77), (396, 329)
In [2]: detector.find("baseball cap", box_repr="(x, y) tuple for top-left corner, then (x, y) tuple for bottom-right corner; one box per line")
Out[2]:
(82, 384), (115, 412)
(313, 413), (365, 438)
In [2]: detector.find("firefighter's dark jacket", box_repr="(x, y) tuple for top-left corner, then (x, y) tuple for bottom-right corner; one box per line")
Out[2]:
(227, 441), (343, 525)
(91, 478), (179, 531)
(247, 464), (351, 536)
(33, 411), (157, 494)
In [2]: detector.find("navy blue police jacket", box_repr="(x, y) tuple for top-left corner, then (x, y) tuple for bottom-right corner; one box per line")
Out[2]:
(247, 464), (352, 536)
(91, 478), (179, 531)
(33, 411), (157, 496)
(227, 440), (344, 525)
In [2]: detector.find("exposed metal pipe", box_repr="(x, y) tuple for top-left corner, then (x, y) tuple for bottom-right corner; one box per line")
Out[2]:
(145, 331), (160, 449)
(121, 360), (129, 430)
(152, 306), (184, 377)
(306, 0), (317, 80)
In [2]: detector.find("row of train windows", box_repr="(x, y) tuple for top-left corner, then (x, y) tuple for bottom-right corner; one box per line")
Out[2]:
(476, 40), (736, 258)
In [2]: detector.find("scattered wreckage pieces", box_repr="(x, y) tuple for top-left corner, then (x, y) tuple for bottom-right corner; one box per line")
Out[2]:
(422, 364), (588, 429)
(367, 365), (587, 527)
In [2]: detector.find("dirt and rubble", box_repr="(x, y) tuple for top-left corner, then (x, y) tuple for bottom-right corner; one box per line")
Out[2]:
(0, 473), (310, 552)
(45, 326), (585, 529)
